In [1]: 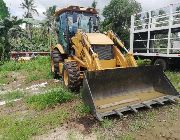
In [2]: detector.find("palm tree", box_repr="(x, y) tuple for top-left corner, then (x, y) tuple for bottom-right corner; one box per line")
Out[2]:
(91, 0), (97, 8)
(20, 0), (38, 18)
(44, 5), (56, 20)
(20, 0), (38, 39)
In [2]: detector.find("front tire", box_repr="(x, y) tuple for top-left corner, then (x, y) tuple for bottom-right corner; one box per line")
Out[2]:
(52, 48), (63, 79)
(62, 62), (81, 92)
(153, 58), (169, 71)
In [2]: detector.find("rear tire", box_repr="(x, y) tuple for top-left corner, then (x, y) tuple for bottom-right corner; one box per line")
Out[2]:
(153, 58), (169, 71)
(52, 48), (63, 79)
(62, 62), (81, 92)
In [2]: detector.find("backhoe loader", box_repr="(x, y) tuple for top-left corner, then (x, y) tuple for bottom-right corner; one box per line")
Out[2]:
(50, 6), (179, 121)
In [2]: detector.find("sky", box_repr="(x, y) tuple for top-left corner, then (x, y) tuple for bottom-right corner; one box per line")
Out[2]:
(4, 0), (180, 20)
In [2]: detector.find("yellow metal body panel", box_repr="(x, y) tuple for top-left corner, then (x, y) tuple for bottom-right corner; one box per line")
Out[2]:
(54, 44), (65, 54)
(70, 30), (138, 71)
(59, 63), (63, 75)
(86, 33), (114, 45)
(99, 59), (116, 69)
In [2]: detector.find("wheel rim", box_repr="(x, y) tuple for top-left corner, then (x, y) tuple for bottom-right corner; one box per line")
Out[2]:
(64, 70), (69, 86)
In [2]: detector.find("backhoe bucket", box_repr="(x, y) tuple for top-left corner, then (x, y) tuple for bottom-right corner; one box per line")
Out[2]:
(82, 66), (179, 121)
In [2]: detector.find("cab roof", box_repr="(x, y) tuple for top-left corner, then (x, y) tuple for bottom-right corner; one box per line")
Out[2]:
(55, 6), (98, 17)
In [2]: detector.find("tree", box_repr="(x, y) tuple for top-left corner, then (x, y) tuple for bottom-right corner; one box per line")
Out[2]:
(0, 17), (23, 61)
(20, 0), (38, 39)
(102, 0), (141, 46)
(43, 5), (56, 28)
(20, 0), (38, 18)
(91, 0), (97, 8)
(44, 5), (56, 20)
(0, 0), (9, 19)
(156, 10), (168, 27)
(175, 6), (180, 24)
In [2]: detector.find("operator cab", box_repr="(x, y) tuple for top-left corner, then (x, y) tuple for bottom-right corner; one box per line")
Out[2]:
(55, 6), (99, 54)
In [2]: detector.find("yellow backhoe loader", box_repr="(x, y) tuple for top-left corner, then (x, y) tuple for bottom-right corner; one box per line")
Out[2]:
(50, 6), (179, 121)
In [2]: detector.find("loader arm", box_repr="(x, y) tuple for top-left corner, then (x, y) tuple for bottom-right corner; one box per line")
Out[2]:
(71, 31), (103, 71)
(106, 30), (137, 67)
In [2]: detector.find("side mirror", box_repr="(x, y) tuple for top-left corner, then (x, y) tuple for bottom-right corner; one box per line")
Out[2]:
(73, 13), (78, 23)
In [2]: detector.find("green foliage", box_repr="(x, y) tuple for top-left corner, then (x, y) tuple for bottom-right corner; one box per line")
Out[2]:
(102, 0), (141, 46)
(0, 17), (23, 61)
(0, 90), (24, 101)
(11, 25), (56, 52)
(26, 88), (74, 110)
(136, 59), (151, 66)
(44, 5), (56, 20)
(0, 0), (9, 19)
(0, 110), (68, 140)
(75, 103), (90, 116)
(91, 0), (97, 8)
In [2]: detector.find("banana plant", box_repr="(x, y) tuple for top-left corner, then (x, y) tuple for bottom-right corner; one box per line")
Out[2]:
(0, 17), (23, 61)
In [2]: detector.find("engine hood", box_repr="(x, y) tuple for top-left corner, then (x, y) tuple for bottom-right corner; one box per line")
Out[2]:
(86, 33), (114, 45)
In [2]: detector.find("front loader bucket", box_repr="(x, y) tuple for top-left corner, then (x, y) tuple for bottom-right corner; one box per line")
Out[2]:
(82, 66), (179, 121)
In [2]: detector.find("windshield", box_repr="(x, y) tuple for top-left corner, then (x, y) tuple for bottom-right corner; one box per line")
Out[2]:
(60, 12), (98, 35)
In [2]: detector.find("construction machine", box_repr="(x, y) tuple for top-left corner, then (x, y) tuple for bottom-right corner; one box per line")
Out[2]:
(50, 6), (179, 121)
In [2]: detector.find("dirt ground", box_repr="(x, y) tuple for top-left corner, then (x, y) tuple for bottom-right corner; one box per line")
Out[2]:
(0, 71), (179, 140)
(33, 103), (180, 140)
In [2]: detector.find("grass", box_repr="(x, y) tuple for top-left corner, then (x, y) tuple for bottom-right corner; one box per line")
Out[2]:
(0, 56), (52, 84)
(129, 119), (149, 132)
(26, 88), (74, 110)
(0, 71), (9, 85)
(100, 119), (113, 129)
(75, 103), (91, 116)
(165, 71), (180, 91)
(0, 110), (68, 140)
(0, 90), (24, 102)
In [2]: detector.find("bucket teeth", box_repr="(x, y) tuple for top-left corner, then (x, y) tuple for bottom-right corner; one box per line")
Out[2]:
(129, 106), (138, 113)
(153, 99), (165, 105)
(142, 102), (152, 109)
(165, 96), (176, 103)
(113, 110), (124, 117)
(82, 66), (179, 121)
